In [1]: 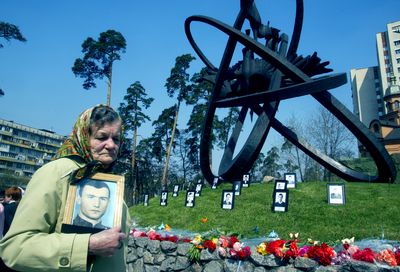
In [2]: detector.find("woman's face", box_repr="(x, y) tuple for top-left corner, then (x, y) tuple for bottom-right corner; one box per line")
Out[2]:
(89, 120), (122, 166)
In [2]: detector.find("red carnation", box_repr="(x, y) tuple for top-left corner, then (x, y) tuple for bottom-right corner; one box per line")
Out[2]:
(203, 240), (216, 251)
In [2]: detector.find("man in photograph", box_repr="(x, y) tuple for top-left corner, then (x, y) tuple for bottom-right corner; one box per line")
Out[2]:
(275, 193), (286, 206)
(223, 193), (232, 205)
(73, 179), (111, 229)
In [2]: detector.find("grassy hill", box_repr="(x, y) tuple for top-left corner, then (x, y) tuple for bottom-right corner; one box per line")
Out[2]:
(129, 181), (400, 242)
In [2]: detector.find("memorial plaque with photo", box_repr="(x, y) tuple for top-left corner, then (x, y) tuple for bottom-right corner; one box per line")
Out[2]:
(242, 174), (250, 187)
(284, 173), (297, 189)
(185, 190), (196, 208)
(62, 173), (124, 234)
(272, 190), (289, 212)
(144, 194), (149, 206)
(173, 185), (179, 197)
(160, 190), (168, 206)
(212, 177), (219, 189)
(195, 183), (203, 197)
(233, 181), (242, 196)
(274, 180), (287, 191)
(327, 184), (346, 205)
(221, 190), (234, 210)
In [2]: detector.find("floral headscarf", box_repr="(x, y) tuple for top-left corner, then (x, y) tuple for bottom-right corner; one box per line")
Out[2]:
(53, 104), (123, 182)
(53, 106), (95, 162)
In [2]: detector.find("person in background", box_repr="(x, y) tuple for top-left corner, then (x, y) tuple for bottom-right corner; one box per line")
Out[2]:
(0, 201), (4, 240)
(2, 187), (22, 236)
(0, 105), (130, 272)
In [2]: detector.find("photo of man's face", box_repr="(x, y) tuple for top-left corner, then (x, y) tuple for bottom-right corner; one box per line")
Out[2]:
(77, 184), (110, 222)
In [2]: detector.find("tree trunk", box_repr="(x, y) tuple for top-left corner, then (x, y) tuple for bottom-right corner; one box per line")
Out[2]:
(131, 125), (137, 204)
(161, 102), (180, 189)
(106, 65), (113, 106)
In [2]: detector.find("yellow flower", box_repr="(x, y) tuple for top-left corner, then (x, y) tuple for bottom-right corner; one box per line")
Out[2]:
(212, 238), (218, 245)
(192, 235), (203, 245)
(257, 242), (267, 255)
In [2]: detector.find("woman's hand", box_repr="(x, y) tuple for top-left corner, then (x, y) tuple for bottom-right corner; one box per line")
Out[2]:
(88, 226), (126, 257)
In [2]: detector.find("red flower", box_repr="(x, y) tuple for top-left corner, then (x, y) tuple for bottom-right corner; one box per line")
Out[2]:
(307, 243), (335, 266)
(284, 241), (300, 260)
(395, 251), (400, 266)
(229, 236), (239, 247)
(203, 240), (217, 251)
(267, 240), (285, 258)
(352, 248), (375, 263)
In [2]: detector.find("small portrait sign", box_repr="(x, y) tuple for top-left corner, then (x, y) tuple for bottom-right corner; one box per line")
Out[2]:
(185, 190), (196, 208)
(221, 190), (234, 210)
(160, 190), (168, 206)
(272, 190), (289, 212)
(144, 194), (149, 206)
(195, 183), (203, 197)
(327, 184), (345, 205)
(212, 177), (219, 189)
(173, 185), (179, 197)
(233, 181), (242, 196)
(62, 173), (124, 234)
(242, 174), (250, 187)
(284, 173), (297, 189)
(274, 180), (287, 191)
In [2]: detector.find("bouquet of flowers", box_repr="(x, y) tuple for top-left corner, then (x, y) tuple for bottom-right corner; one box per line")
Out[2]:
(187, 231), (251, 262)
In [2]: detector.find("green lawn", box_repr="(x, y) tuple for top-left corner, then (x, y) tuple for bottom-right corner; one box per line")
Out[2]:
(129, 181), (400, 242)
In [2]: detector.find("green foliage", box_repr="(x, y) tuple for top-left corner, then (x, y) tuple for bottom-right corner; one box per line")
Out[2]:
(0, 21), (27, 48)
(130, 181), (400, 242)
(72, 29), (126, 90)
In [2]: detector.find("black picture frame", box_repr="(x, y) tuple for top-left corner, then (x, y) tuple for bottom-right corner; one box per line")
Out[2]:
(272, 190), (289, 212)
(274, 179), (287, 191)
(242, 174), (250, 187)
(233, 181), (242, 196)
(144, 194), (149, 206)
(212, 177), (219, 189)
(61, 173), (124, 234)
(160, 190), (168, 206)
(195, 183), (203, 197)
(327, 183), (346, 205)
(185, 190), (196, 208)
(221, 190), (234, 210)
(284, 173), (297, 189)
(173, 185), (179, 197)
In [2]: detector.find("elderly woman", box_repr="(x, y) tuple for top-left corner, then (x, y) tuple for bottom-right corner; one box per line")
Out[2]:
(0, 105), (130, 272)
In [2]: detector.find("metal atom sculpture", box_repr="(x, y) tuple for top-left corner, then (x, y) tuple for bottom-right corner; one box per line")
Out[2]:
(185, 0), (397, 184)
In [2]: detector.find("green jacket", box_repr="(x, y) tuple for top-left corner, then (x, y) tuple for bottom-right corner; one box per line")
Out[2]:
(0, 158), (130, 272)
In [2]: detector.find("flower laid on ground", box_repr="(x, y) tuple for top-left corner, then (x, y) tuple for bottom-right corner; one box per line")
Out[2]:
(129, 228), (191, 243)
(187, 231), (251, 262)
(257, 234), (335, 266)
(201, 217), (208, 223)
(130, 228), (400, 267)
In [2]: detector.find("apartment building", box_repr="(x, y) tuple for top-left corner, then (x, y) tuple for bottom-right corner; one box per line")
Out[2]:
(351, 21), (400, 156)
(0, 118), (65, 177)
(352, 21), (400, 127)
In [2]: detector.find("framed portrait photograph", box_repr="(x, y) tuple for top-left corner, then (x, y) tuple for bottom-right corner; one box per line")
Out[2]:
(242, 174), (250, 188)
(233, 181), (242, 196)
(212, 177), (219, 189)
(221, 190), (234, 210)
(327, 184), (346, 205)
(160, 190), (168, 206)
(144, 194), (149, 206)
(61, 173), (124, 234)
(185, 190), (196, 208)
(284, 173), (297, 189)
(195, 183), (203, 197)
(173, 185), (179, 197)
(272, 190), (289, 212)
(274, 179), (287, 191)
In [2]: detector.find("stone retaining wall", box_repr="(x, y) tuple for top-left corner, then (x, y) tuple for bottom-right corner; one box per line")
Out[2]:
(126, 236), (400, 272)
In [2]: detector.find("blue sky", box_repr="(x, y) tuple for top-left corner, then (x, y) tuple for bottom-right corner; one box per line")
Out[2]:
(1, 1), (400, 160)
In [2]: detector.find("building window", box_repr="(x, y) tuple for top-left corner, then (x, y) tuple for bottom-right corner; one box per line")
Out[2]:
(395, 40), (400, 46)
(395, 101), (400, 109)
(393, 25), (400, 33)
(396, 49), (400, 54)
